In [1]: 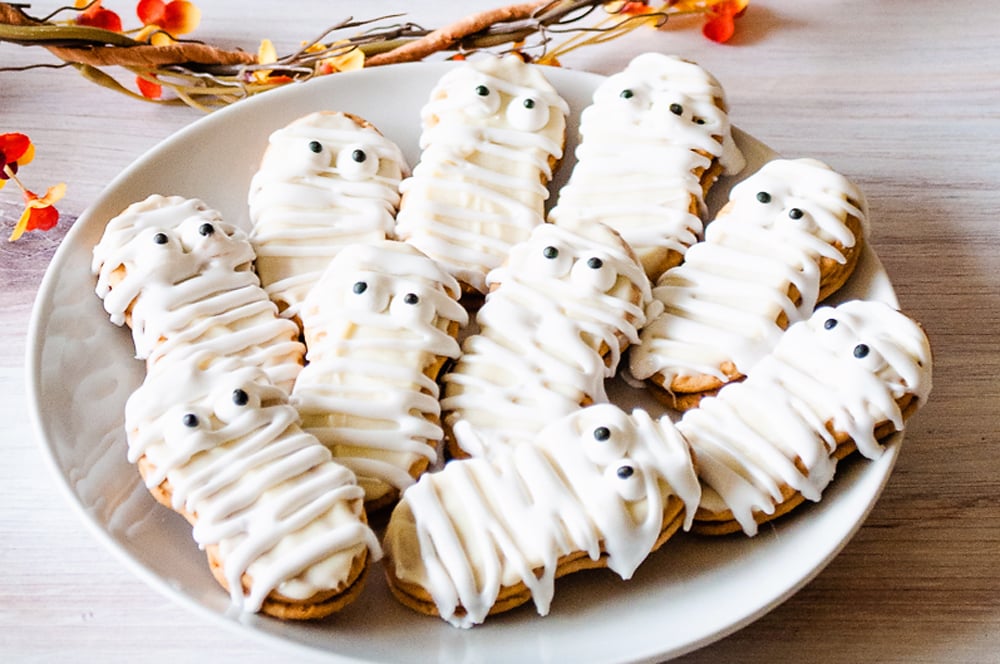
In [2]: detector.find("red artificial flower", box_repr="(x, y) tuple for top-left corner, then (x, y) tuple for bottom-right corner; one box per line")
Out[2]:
(703, 0), (748, 43)
(136, 74), (163, 99)
(0, 132), (33, 186)
(2, 133), (65, 241)
(74, 0), (124, 32)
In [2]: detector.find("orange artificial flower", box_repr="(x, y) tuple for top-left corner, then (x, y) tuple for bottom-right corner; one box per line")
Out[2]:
(304, 41), (365, 75)
(703, 0), (749, 43)
(8, 184), (66, 242)
(0, 132), (34, 188)
(135, 0), (201, 39)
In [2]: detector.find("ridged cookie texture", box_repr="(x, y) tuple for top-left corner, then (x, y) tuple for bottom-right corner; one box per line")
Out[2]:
(383, 403), (700, 628)
(125, 356), (380, 619)
(549, 53), (744, 281)
(680, 300), (932, 536)
(291, 240), (468, 512)
(247, 111), (408, 322)
(394, 55), (569, 295)
(629, 158), (868, 409)
(441, 219), (650, 459)
(92, 194), (303, 391)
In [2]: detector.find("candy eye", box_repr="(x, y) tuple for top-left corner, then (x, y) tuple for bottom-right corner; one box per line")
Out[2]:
(756, 191), (772, 204)
(571, 253), (617, 292)
(460, 79), (501, 117)
(788, 208), (804, 220)
(153, 232), (169, 245)
(506, 94), (550, 131)
(694, 117), (706, 125)
(347, 277), (389, 313)
(824, 318), (838, 330)
(214, 384), (262, 422)
(336, 144), (379, 181)
(389, 286), (435, 324)
(584, 422), (629, 464)
(853, 344), (870, 359)
(198, 223), (215, 237)
(619, 89), (634, 99)
(604, 461), (645, 502)
(182, 413), (199, 428)
(308, 140), (323, 154)
(528, 242), (572, 278)
(669, 103), (684, 116)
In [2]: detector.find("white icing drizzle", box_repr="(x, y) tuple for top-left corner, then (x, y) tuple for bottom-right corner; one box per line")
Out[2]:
(124, 356), (381, 613)
(291, 240), (468, 504)
(549, 53), (745, 280)
(442, 221), (650, 456)
(678, 300), (932, 535)
(395, 55), (570, 293)
(247, 111), (408, 320)
(384, 403), (701, 628)
(629, 158), (868, 387)
(91, 195), (304, 391)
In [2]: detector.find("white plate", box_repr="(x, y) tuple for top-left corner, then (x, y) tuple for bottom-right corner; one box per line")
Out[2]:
(27, 62), (900, 663)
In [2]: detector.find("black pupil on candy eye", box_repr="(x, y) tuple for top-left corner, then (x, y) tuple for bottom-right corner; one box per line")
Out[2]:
(352, 149), (366, 163)
(620, 89), (634, 99)
(232, 389), (249, 406)
(523, 98), (536, 109)
(153, 232), (168, 245)
(617, 465), (635, 479)
(182, 413), (199, 428)
(824, 318), (838, 330)
(353, 281), (367, 294)
(198, 223), (214, 236)
(670, 103), (684, 116)
(853, 343), (870, 359)
(308, 140), (322, 154)
(403, 293), (419, 305)
(543, 246), (559, 259)
(789, 208), (804, 219)
(756, 191), (772, 204)
(694, 118), (706, 125)
(475, 85), (489, 97)
(587, 257), (603, 269)
(593, 426), (611, 442)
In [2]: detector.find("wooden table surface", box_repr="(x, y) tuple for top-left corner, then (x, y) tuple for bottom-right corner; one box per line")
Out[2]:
(2, 1), (997, 661)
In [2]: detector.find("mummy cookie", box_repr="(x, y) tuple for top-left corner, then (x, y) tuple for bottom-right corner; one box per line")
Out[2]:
(394, 55), (569, 295)
(247, 111), (408, 321)
(124, 356), (381, 619)
(441, 220), (650, 458)
(680, 300), (932, 535)
(291, 240), (468, 511)
(383, 403), (701, 627)
(629, 158), (868, 409)
(549, 53), (745, 281)
(92, 194), (304, 391)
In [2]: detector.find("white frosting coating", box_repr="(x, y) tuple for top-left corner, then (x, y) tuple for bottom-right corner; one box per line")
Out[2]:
(384, 403), (701, 628)
(442, 221), (651, 457)
(247, 111), (408, 320)
(394, 55), (570, 293)
(124, 356), (381, 613)
(549, 53), (745, 279)
(678, 300), (932, 535)
(91, 195), (303, 391)
(629, 158), (868, 387)
(292, 240), (468, 504)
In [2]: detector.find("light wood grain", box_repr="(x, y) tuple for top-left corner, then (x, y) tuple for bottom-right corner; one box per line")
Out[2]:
(2, 1), (998, 662)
